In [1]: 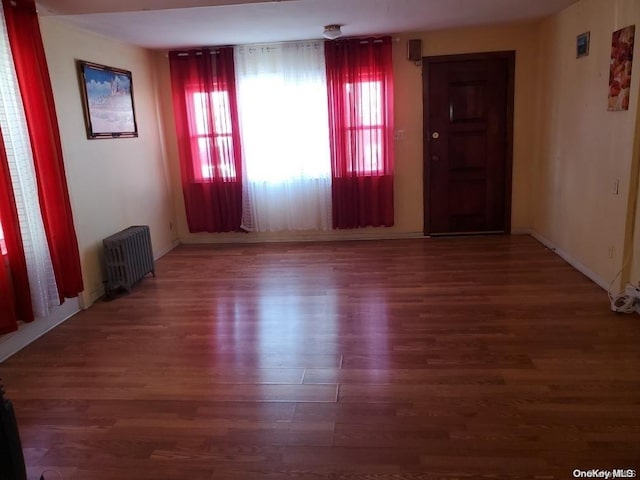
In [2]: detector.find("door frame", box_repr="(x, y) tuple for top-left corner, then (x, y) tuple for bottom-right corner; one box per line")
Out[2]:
(422, 51), (515, 236)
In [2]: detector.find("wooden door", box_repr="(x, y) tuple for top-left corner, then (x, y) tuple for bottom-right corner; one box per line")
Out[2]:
(423, 52), (514, 235)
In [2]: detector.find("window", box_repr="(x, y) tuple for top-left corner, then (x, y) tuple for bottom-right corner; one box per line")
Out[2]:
(324, 36), (395, 228)
(345, 80), (384, 175)
(189, 90), (237, 181)
(169, 39), (394, 232)
(169, 47), (243, 232)
(237, 74), (331, 184)
(234, 41), (333, 232)
(0, 220), (5, 255)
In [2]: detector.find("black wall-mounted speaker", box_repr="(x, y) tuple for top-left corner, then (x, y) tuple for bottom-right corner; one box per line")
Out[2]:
(407, 39), (422, 62)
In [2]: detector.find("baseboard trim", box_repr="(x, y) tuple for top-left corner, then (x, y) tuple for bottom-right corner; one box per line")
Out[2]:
(529, 231), (610, 292)
(155, 239), (180, 259)
(0, 298), (80, 363)
(180, 231), (425, 245)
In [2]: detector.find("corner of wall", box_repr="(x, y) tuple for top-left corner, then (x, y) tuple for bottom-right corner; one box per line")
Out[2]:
(39, 19), (178, 306)
(528, 0), (640, 291)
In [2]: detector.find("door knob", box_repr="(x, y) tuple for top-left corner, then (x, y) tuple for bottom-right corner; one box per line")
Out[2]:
(431, 132), (440, 139)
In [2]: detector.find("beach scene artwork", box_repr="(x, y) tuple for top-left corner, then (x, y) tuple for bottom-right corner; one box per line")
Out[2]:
(79, 61), (138, 138)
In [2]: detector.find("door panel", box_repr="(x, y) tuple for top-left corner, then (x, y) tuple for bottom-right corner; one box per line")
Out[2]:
(449, 82), (485, 122)
(423, 52), (514, 235)
(449, 132), (486, 170)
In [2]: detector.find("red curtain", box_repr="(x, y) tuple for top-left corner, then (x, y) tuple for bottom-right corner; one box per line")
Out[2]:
(169, 48), (243, 233)
(3, 0), (83, 300)
(325, 37), (395, 229)
(0, 132), (34, 334)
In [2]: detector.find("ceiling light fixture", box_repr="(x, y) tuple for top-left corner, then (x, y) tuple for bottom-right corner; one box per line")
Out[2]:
(323, 24), (342, 40)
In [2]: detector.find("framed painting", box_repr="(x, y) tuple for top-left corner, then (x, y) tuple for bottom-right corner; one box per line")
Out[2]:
(77, 60), (138, 139)
(608, 25), (635, 111)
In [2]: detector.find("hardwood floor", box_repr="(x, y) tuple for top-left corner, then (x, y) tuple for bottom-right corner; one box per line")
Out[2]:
(1, 235), (639, 479)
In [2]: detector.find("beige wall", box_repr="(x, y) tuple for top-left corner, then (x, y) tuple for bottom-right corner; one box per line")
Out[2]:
(532, 0), (640, 289)
(39, 18), (177, 306)
(156, 21), (539, 244)
(629, 106), (640, 285)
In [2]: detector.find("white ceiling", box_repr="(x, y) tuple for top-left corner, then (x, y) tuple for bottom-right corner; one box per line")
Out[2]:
(36, 0), (580, 50)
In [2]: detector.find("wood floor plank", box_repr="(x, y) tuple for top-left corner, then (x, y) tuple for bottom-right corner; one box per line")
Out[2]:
(302, 367), (506, 385)
(1, 235), (639, 479)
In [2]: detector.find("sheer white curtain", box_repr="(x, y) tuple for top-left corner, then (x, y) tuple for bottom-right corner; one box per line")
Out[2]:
(235, 41), (332, 232)
(0, 10), (59, 317)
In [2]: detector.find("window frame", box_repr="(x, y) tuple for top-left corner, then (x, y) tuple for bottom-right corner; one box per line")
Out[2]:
(187, 87), (238, 182)
(343, 77), (386, 176)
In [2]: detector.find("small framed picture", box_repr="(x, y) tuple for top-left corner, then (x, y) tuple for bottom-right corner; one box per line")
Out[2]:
(577, 31), (590, 58)
(76, 60), (138, 139)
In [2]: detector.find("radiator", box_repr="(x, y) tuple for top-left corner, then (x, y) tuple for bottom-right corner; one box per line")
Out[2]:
(103, 225), (155, 295)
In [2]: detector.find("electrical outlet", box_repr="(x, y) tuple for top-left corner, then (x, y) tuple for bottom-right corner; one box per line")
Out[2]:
(394, 129), (406, 141)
